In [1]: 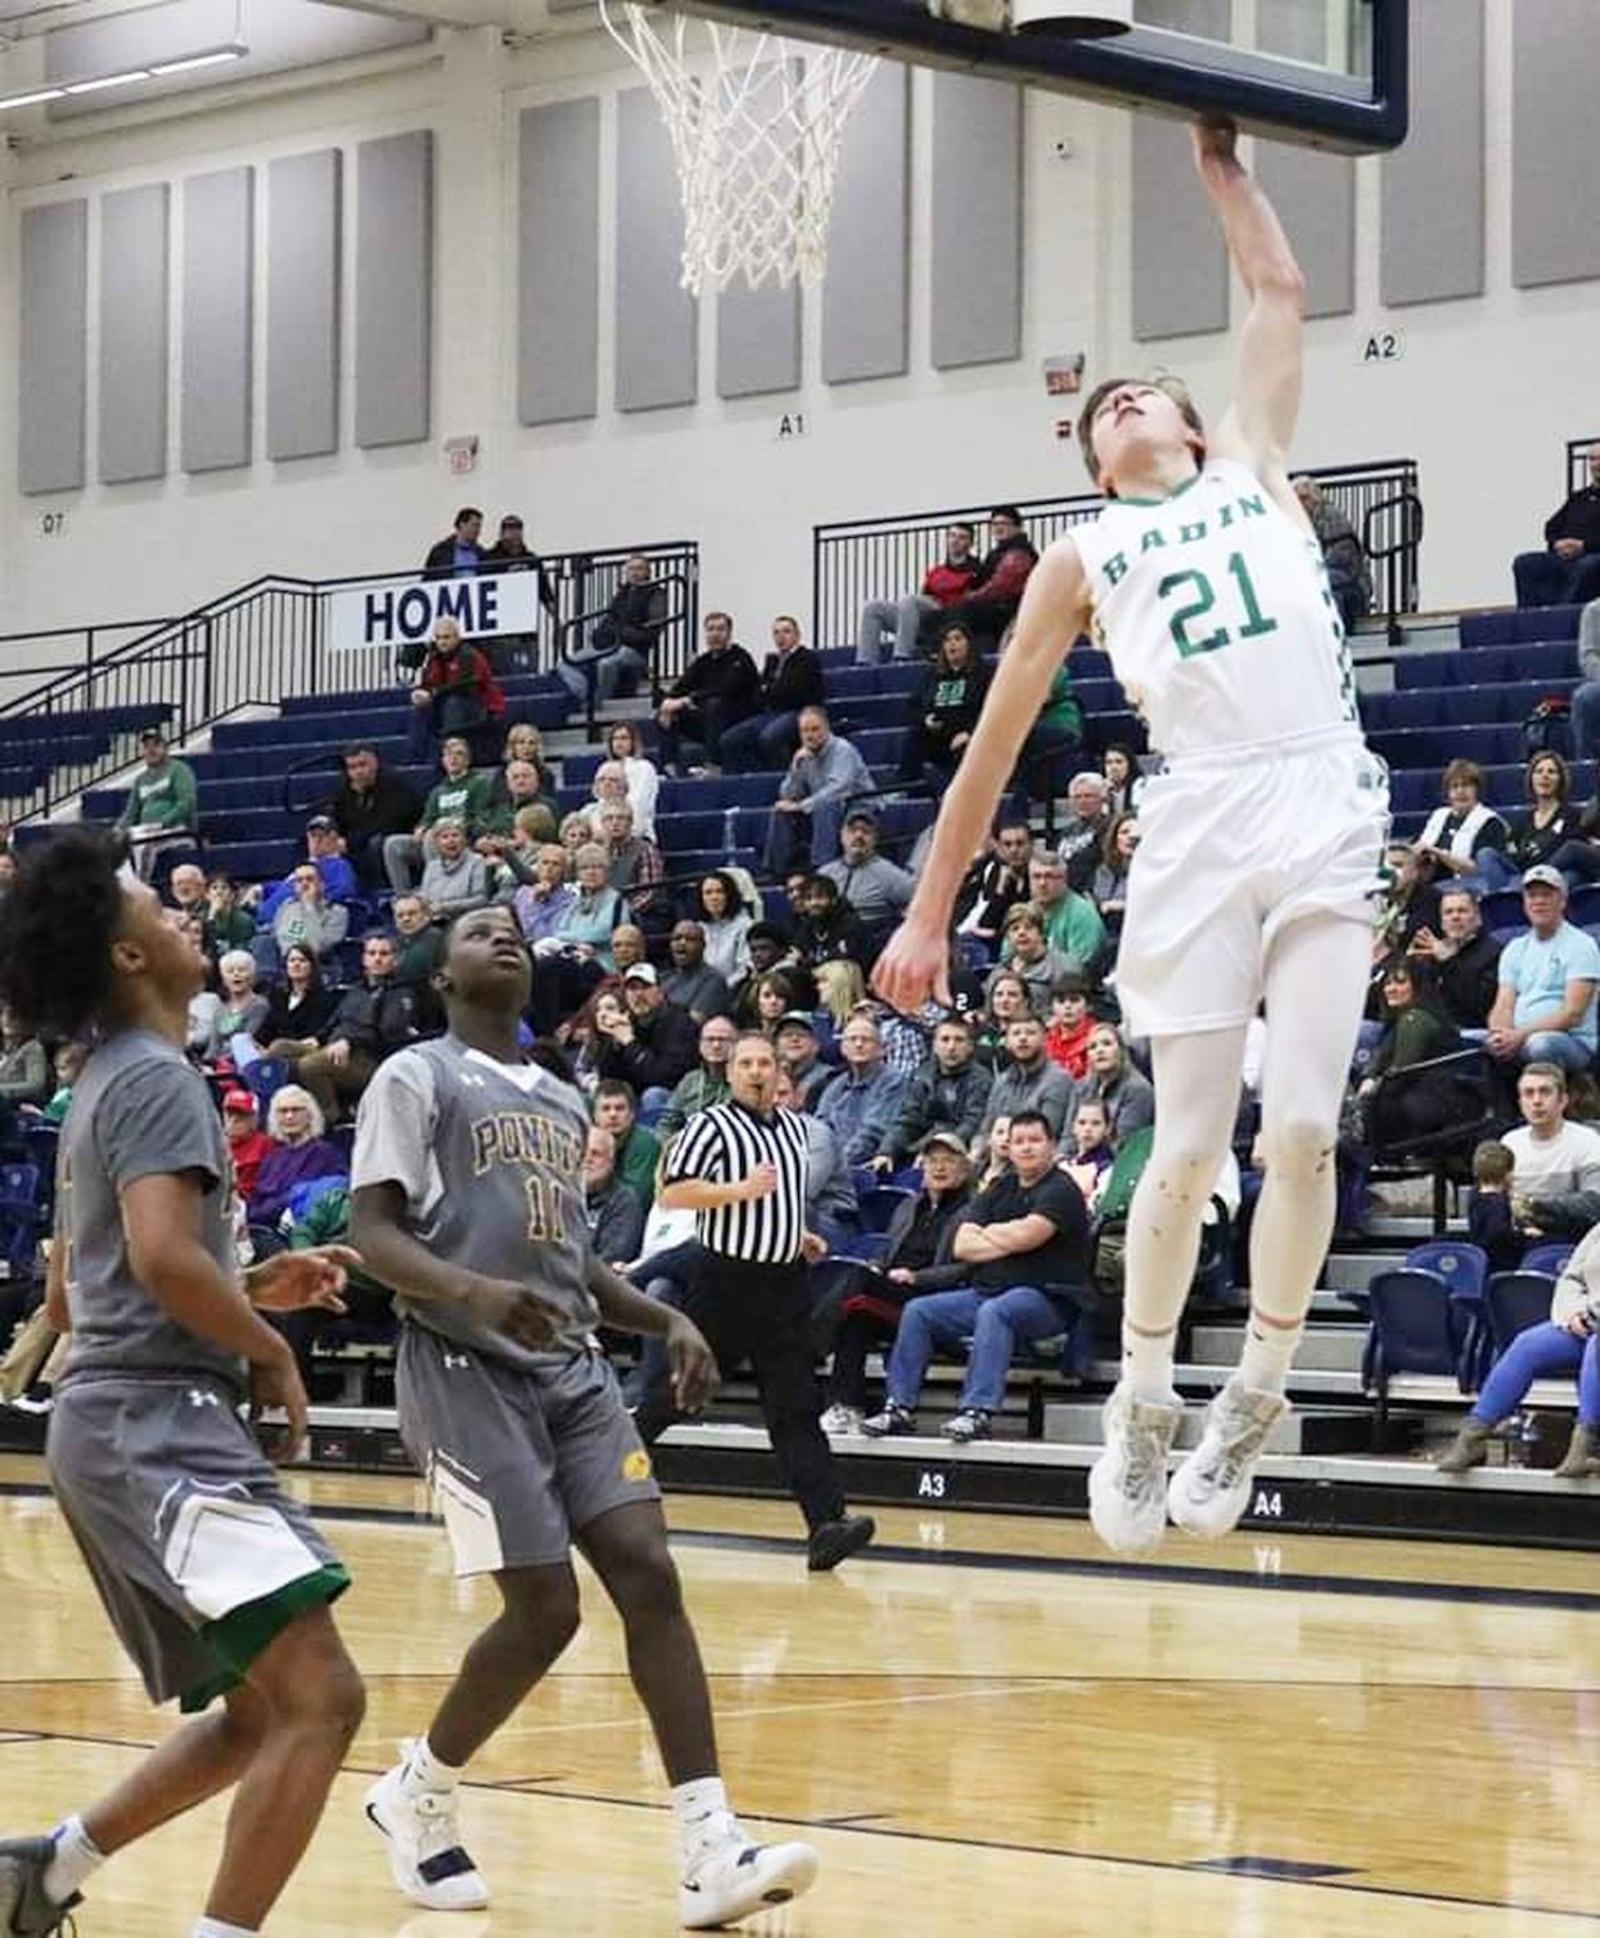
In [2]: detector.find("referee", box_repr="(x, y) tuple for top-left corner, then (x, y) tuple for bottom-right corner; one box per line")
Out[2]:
(637, 1031), (876, 1572)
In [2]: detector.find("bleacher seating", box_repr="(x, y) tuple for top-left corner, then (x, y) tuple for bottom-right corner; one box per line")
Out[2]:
(5, 570), (1600, 1530)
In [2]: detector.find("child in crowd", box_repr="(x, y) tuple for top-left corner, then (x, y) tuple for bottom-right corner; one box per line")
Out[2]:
(1044, 973), (1094, 1079)
(1467, 1139), (1522, 1271)
(1060, 1098), (1115, 1209)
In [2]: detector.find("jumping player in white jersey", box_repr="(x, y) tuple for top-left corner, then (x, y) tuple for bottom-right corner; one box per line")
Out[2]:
(875, 116), (1388, 1555)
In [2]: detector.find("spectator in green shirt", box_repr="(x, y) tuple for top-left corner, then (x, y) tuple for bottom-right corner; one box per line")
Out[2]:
(1024, 850), (1105, 976)
(594, 1079), (660, 1210)
(382, 734), (495, 893)
(116, 727), (198, 877)
(203, 874), (256, 961)
(1015, 663), (1084, 801)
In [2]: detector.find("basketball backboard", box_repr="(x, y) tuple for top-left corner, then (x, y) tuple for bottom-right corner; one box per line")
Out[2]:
(649, 0), (1408, 153)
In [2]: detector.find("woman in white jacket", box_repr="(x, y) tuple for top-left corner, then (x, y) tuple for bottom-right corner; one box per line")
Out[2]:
(1416, 758), (1509, 884)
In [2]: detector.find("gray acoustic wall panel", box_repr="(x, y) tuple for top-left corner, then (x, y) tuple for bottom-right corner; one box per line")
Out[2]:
(1381, 0), (1484, 307)
(718, 282), (800, 399)
(1254, 0), (1353, 319)
(823, 61), (910, 385)
(616, 88), (698, 411)
(519, 98), (600, 426)
(717, 60), (801, 401)
(356, 131), (433, 448)
(266, 149), (342, 461)
(1512, 0), (1600, 289)
(1254, 143), (1354, 317)
(1131, 0), (1229, 341)
(98, 183), (170, 484)
(1132, 111), (1227, 340)
(18, 199), (87, 496)
(930, 72), (1022, 369)
(182, 167), (254, 474)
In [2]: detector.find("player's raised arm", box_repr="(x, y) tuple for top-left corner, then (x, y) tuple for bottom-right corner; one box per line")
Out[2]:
(873, 541), (1090, 1014)
(1194, 116), (1307, 486)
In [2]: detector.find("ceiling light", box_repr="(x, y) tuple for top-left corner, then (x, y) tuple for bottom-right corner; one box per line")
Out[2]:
(148, 47), (246, 76)
(63, 69), (152, 95)
(0, 41), (248, 113)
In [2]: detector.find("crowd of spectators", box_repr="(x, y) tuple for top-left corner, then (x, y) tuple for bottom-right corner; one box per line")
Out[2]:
(22, 486), (1600, 1449)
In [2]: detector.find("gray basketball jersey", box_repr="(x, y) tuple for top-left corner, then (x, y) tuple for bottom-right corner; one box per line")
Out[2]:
(57, 1028), (244, 1397)
(352, 1035), (600, 1370)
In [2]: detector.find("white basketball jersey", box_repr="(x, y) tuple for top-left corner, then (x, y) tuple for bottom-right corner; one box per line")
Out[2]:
(1072, 458), (1359, 759)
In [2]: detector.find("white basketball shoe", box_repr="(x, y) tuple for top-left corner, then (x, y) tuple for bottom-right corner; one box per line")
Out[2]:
(1168, 1376), (1289, 1539)
(1087, 1383), (1184, 1554)
(364, 1743), (490, 1912)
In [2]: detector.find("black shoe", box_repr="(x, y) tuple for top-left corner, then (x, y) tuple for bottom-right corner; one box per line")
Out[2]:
(861, 1401), (916, 1438)
(0, 1836), (80, 1936)
(806, 1513), (876, 1573)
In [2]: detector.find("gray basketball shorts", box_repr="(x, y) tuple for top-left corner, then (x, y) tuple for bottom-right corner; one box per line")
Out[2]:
(47, 1374), (349, 1712)
(396, 1323), (661, 1577)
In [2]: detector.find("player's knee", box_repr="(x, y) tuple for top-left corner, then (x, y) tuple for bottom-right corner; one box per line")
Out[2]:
(1259, 1116), (1335, 1183)
(607, 1543), (685, 1627)
(278, 1645), (366, 1745)
(1143, 1143), (1215, 1211)
(502, 1571), (583, 1657)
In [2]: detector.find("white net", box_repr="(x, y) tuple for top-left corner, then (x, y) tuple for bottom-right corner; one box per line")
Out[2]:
(598, 1), (880, 296)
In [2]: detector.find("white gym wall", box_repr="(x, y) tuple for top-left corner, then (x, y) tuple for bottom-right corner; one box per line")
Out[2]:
(0, 0), (1585, 648)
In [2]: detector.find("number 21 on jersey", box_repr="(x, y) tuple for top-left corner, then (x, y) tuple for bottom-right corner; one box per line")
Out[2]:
(1158, 552), (1279, 658)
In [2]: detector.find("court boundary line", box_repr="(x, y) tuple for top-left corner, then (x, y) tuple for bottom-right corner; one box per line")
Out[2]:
(8, 1476), (1600, 1615)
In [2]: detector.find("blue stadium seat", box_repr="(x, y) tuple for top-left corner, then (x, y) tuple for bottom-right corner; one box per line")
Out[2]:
(1361, 1267), (1476, 1440)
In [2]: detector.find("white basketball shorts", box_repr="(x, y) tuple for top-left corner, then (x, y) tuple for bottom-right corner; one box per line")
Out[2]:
(1114, 727), (1389, 1039)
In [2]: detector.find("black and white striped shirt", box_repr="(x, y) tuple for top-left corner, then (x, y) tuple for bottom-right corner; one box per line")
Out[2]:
(664, 1100), (811, 1264)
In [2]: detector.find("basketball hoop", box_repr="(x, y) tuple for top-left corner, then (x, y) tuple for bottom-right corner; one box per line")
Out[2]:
(598, 1), (879, 296)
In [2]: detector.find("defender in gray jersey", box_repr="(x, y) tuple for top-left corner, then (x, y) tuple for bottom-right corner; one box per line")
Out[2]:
(350, 905), (821, 1930)
(0, 829), (364, 1938)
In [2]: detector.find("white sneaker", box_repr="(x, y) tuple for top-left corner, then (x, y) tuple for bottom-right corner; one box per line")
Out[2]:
(1168, 1377), (1288, 1539)
(820, 1404), (863, 1437)
(680, 1829), (819, 1930)
(364, 1747), (490, 1912)
(1087, 1383), (1183, 1555)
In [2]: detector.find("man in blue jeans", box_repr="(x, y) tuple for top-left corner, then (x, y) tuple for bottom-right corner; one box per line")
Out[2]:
(861, 1110), (1089, 1443)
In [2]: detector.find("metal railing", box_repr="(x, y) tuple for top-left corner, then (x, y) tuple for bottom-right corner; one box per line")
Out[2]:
(1569, 436), (1598, 497)
(0, 540), (699, 823)
(556, 568), (700, 741)
(812, 458), (1423, 652)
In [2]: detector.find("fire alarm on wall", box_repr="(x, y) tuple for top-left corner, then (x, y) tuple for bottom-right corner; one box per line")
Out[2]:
(443, 435), (480, 476)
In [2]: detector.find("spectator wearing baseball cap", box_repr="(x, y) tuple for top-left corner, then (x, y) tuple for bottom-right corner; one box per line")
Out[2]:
(115, 725), (199, 880)
(221, 1087), (274, 1202)
(820, 808), (915, 937)
(591, 957), (700, 1113)
(817, 1132), (977, 1436)
(255, 816), (360, 925)
(1487, 866), (1600, 1078)
(775, 1010), (838, 1111)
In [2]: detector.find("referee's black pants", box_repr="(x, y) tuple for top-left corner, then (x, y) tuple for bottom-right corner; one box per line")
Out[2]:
(633, 1254), (848, 1534)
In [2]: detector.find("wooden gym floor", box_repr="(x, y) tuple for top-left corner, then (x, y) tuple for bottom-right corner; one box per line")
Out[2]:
(1, 1454), (1597, 1935)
